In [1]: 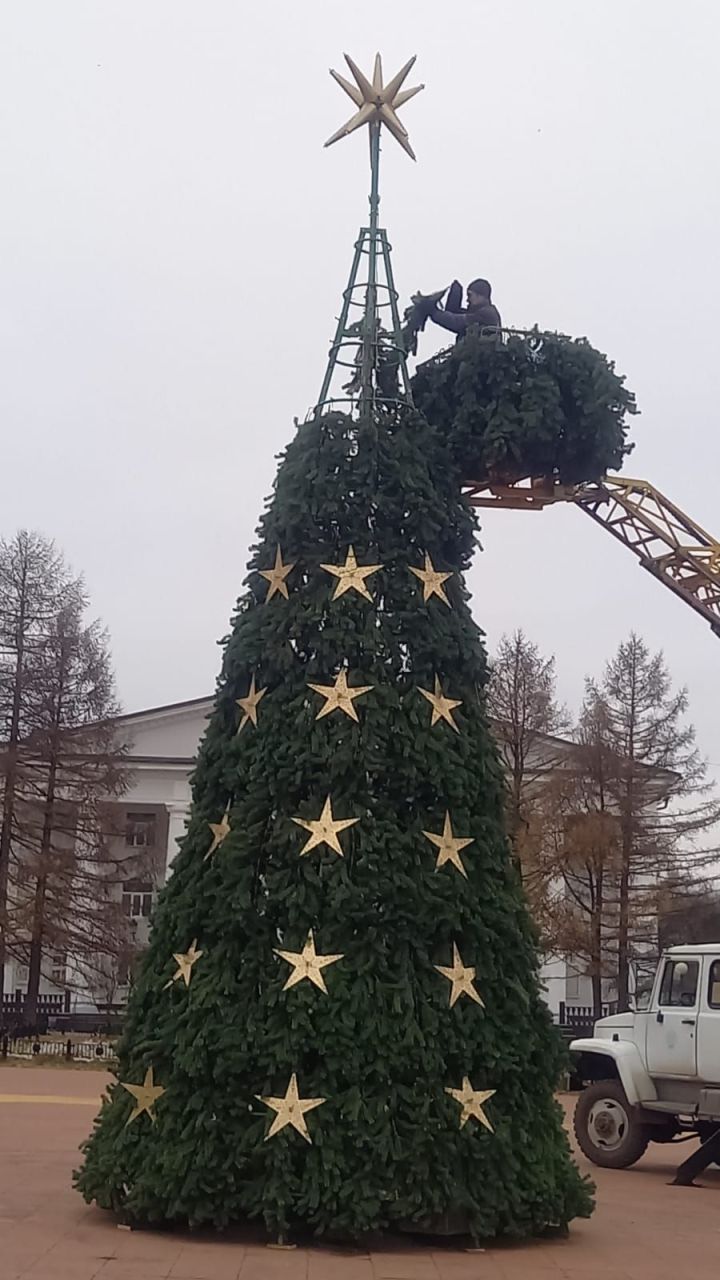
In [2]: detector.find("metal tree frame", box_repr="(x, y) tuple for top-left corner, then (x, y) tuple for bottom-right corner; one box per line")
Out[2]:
(315, 54), (423, 420)
(314, 123), (411, 418)
(465, 473), (720, 638)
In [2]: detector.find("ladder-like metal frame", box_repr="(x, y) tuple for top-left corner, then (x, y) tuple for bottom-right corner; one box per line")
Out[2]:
(314, 122), (411, 419)
(464, 474), (720, 638)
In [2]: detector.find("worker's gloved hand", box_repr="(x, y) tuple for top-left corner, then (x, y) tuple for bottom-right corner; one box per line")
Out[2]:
(407, 288), (448, 332)
(445, 281), (463, 313)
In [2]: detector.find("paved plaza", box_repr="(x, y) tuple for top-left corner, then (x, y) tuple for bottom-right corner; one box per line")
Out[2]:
(1, 1065), (718, 1280)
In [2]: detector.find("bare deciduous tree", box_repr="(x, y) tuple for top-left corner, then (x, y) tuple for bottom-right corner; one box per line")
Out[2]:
(487, 629), (569, 921)
(0, 532), (75, 1019)
(488, 630), (719, 1019)
(541, 694), (623, 1018)
(0, 530), (133, 1029)
(538, 636), (720, 1015)
(488, 629), (569, 834)
(587, 633), (720, 1010)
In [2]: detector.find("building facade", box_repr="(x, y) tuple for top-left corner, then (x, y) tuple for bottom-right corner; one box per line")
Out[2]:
(1, 695), (667, 1023)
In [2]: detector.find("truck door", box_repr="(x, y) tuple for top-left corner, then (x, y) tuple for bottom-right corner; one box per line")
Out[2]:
(696, 958), (720, 1085)
(645, 957), (699, 1077)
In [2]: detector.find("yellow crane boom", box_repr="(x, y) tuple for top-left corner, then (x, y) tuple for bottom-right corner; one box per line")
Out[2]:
(464, 474), (720, 638)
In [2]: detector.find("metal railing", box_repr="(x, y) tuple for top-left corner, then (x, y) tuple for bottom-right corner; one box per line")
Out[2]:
(557, 1001), (617, 1024)
(1, 1034), (117, 1062)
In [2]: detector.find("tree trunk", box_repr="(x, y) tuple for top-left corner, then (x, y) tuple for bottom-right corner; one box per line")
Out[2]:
(24, 701), (62, 1029)
(617, 846), (631, 1011)
(24, 872), (48, 1029)
(0, 597), (26, 1030)
(617, 657), (638, 1014)
(590, 869), (604, 1020)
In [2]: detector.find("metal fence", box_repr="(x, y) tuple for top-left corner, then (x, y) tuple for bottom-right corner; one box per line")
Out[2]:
(557, 1001), (617, 1027)
(2, 992), (71, 1015)
(1, 1034), (117, 1063)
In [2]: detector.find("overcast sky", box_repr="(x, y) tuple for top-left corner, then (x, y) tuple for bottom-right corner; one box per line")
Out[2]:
(2, 1), (719, 781)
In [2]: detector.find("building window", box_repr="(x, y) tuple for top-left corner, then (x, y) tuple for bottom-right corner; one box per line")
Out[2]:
(659, 959), (699, 1008)
(566, 974), (580, 1000)
(125, 812), (157, 848)
(51, 952), (67, 984)
(122, 881), (154, 918)
(708, 960), (720, 1010)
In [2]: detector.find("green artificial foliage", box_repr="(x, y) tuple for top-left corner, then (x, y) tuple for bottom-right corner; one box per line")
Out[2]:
(412, 331), (637, 486)
(76, 406), (593, 1240)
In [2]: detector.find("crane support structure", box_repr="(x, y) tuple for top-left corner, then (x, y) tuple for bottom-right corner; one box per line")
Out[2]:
(464, 474), (720, 638)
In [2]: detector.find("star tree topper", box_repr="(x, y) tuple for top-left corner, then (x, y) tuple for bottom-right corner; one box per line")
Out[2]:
(325, 53), (425, 160)
(120, 1066), (166, 1126)
(257, 1073), (326, 1143)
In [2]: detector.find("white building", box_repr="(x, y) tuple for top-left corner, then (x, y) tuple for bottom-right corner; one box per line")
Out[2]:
(1, 695), (670, 1024)
(2, 698), (203, 1024)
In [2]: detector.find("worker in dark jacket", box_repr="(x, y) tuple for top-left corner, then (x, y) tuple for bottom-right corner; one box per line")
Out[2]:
(430, 278), (501, 338)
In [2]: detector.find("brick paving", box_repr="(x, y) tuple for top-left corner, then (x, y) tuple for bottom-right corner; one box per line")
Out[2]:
(1, 1065), (719, 1279)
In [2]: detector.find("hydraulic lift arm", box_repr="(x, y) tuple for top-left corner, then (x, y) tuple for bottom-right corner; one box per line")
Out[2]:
(464, 474), (720, 638)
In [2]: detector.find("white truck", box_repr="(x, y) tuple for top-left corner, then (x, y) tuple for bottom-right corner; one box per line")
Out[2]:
(571, 944), (720, 1177)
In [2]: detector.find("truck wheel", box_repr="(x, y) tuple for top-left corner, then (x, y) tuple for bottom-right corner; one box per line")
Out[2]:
(574, 1080), (649, 1169)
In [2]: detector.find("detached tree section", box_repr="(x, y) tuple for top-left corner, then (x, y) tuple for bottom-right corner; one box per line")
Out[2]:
(76, 408), (592, 1240)
(412, 333), (636, 487)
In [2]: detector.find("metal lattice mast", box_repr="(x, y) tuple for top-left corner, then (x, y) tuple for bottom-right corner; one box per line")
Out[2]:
(314, 54), (424, 419)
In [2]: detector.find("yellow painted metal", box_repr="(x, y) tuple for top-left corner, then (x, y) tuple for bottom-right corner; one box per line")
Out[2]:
(463, 474), (720, 637)
(462, 476), (576, 509)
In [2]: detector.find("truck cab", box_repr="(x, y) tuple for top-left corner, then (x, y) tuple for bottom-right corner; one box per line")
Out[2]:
(571, 944), (720, 1168)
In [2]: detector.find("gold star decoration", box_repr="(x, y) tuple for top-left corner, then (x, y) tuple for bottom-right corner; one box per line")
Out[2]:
(435, 943), (485, 1009)
(205, 807), (231, 862)
(325, 53), (425, 160)
(308, 669), (373, 722)
(257, 1072), (326, 1143)
(320, 545), (382, 602)
(292, 795), (359, 858)
(120, 1066), (166, 1126)
(445, 1077), (496, 1132)
(423, 811), (474, 879)
(418, 675), (462, 732)
(274, 929), (344, 994)
(409, 553), (453, 607)
(259, 545), (295, 601)
(236, 673), (267, 733)
(164, 939), (203, 990)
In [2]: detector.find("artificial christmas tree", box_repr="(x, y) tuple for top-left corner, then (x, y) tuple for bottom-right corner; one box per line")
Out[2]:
(76, 54), (594, 1241)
